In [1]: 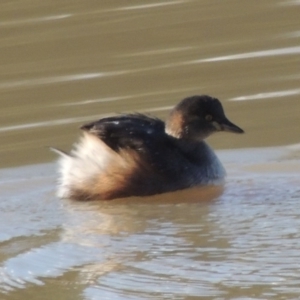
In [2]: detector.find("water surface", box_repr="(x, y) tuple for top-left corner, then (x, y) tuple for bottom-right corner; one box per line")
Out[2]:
(0, 0), (300, 167)
(1, 146), (300, 299)
(0, 0), (300, 299)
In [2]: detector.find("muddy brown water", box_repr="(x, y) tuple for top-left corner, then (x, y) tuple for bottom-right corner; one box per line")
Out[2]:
(1, 0), (300, 299)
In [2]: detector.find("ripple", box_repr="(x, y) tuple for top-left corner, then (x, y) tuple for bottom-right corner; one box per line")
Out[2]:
(0, 242), (104, 292)
(0, 106), (172, 133)
(190, 46), (300, 63)
(0, 14), (72, 27)
(0, 164), (60, 242)
(118, 46), (194, 57)
(280, 0), (300, 5)
(0, 72), (125, 90)
(116, 1), (187, 11)
(282, 31), (300, 38)
(230, 89), (300, 101)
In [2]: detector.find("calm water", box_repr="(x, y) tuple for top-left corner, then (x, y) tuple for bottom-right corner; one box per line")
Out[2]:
(0, 0), (300, 299)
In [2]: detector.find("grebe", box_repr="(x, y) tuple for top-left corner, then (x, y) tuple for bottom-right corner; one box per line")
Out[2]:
(53, 95), (244, 200)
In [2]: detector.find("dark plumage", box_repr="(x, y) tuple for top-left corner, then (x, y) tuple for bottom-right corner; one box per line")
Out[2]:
(54, 95), (244, 200)
(80, 114), (165, 153)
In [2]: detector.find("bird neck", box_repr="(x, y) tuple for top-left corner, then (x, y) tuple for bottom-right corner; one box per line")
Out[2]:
(165, 110), (185, 139)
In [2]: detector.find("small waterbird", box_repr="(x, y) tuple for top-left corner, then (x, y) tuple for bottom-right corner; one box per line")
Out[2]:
(52, 95), (244, 200)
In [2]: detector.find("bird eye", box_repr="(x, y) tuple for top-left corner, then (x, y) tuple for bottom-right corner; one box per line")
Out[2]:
(205, 114), (213, 121)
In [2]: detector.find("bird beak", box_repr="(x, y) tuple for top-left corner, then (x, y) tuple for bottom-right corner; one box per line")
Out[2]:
(213, 118), (244, 134)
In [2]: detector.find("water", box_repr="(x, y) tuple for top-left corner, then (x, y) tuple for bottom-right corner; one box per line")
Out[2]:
(0, 0), (300, 299)
(1, 147), (300, 299)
